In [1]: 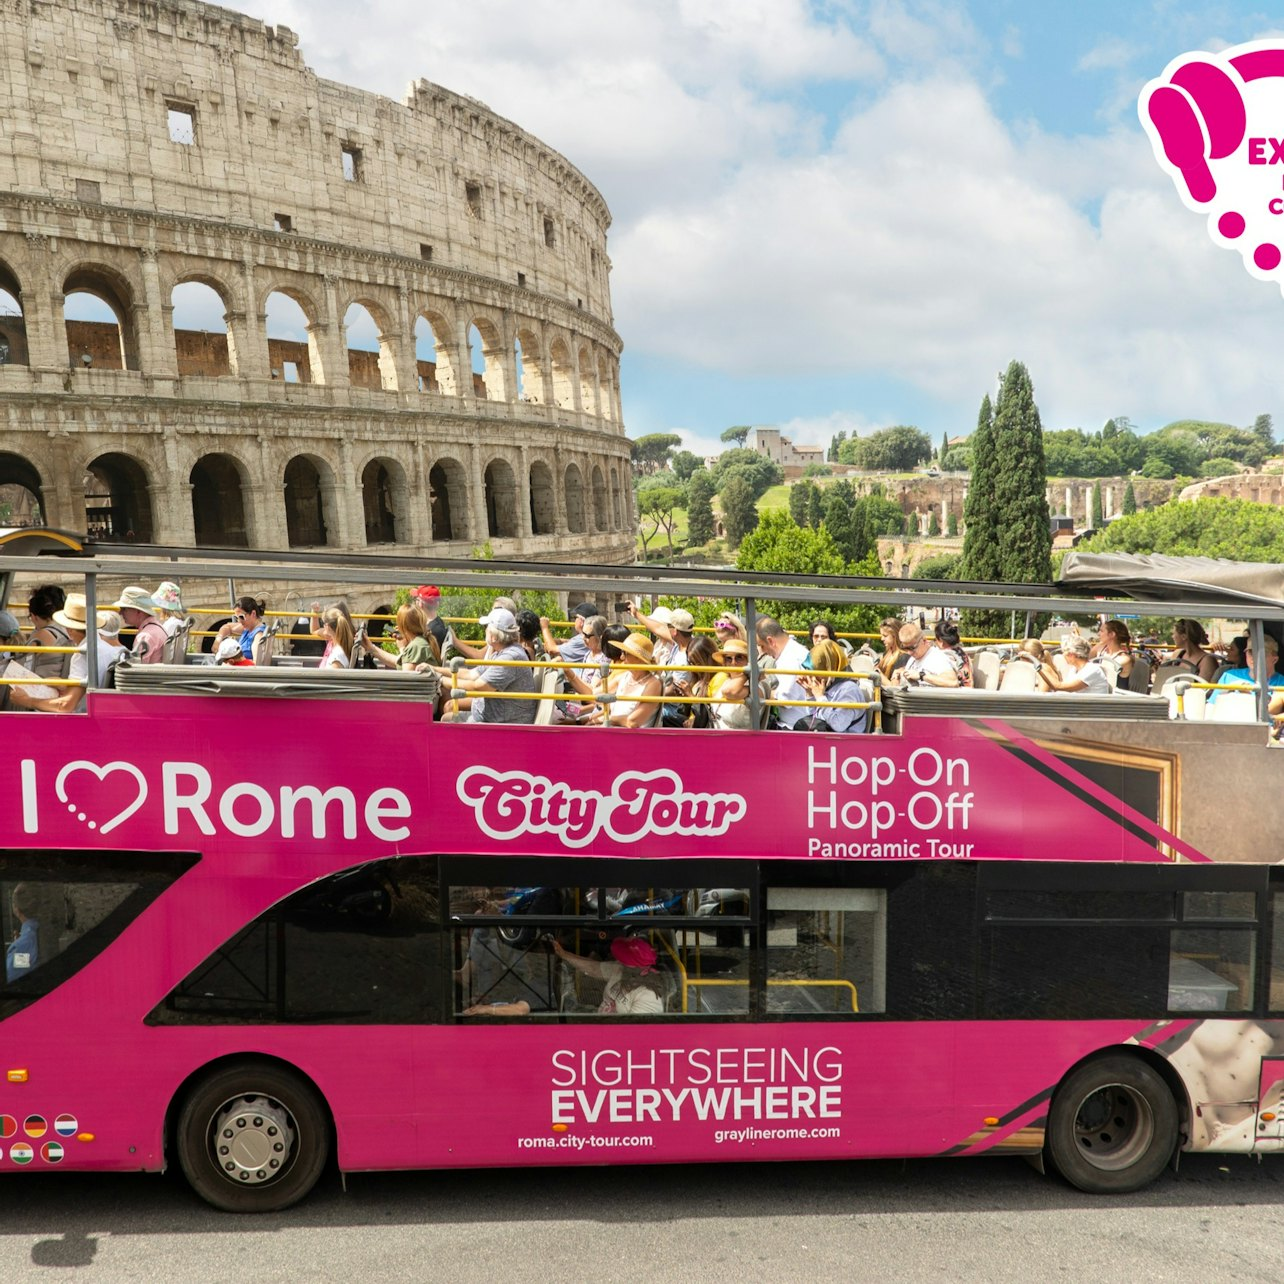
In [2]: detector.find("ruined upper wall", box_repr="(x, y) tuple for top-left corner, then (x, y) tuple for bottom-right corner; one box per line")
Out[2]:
(0, 0), (614, 319)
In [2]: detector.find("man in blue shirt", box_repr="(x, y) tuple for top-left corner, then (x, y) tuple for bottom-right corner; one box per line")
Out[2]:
(6, 885), (39, 984)
(1213, 635), (1284, 701)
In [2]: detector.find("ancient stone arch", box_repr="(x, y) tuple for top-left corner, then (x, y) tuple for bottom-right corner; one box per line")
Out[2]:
(483, 456), (519, 539)
(82, 451), (155, 542)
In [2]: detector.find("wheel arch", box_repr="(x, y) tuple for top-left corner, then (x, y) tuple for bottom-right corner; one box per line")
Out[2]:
(1054, 1042), (1193, 1151)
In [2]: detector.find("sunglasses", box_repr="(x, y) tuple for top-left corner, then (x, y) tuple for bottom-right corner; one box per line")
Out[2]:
(714, 620), (735, 630)
(234, 613), (247, 621)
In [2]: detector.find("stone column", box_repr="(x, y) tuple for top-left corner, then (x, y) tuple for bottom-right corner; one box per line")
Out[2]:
(468, 442), (488, 543)
(455, 317), (474, 400)
(553, 444), (567, 532)
(539, 346), (555, 406)
(1084, 487), (1092, 528)
(517, 444), (533, 538)
(569, 339), (583, 413)
(310, 274), (349, 388)
(1104, 485), (1113, 520)
(338, 438), (362, 547)
(1064, 485), (1072, 516)
(138, 248), (178, 377)
(238, 259), (272, 378)
(21, 235), (65, 369)
(159, 427), (196, 545)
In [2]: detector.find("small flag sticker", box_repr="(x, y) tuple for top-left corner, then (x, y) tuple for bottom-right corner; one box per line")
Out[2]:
(54, 1115), (78, 1138)
(10, 1143), (33, 1165)
(41, 1142), (64, 1164)
(0, 1116), (15, 1139)
(23, 1115), (47, 1138)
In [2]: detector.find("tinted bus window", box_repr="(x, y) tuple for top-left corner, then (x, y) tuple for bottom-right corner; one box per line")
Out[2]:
(1, 850), (196, 1020)
(1168, 928), (1254, 1012)
(150, 858), (441, 1025)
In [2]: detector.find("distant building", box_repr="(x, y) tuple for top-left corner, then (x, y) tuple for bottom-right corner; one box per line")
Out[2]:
(745, 426), (826, 477)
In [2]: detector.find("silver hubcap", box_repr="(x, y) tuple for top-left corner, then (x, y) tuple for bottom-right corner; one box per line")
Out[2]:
(1073, 1083), (1154, 1172)
(209, 1094), (296, 1185)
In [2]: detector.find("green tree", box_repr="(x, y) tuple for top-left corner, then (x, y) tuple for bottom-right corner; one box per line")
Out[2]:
(960, 393), (998, 581)
(823, 480), (871, 562)
(903, 510), (919, 538)
(803, 462), (833, 479)
(1080, 497), (1284, 561)
(1122, 479), (1137, 515)
(789, 480), (815, 528)
(807, 484), (824, 529)
(828, 430), (847, 462)
(685, 469), (715, 547)
(638, 484), (685, 562)
(711, 447), (783, 499)
(927, 509), (941, 536)
(720, 425), (751, 447)
(939, 431), (949, 463)
(671, 449), (701, 482)
(852, 425), (933, 471)
(720, 474), (758, 547)
(946, 510), (958, 536)
(912, 552), (962, 579)
(630, 433), (681, 476)
(1252, 413), (1275, 447)
(734, 511), (885, 639)
(941, 444), (972, 471)
(1091, 481), (1103, 528)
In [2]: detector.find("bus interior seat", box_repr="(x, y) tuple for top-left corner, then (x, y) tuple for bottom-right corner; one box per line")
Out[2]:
(972, 650), (1001, 690)
(533, 668), (561, 726)
(997, 661), (1040, 693)
(1125, 657), (1150, 694)
(1207, 689), (1258, 723)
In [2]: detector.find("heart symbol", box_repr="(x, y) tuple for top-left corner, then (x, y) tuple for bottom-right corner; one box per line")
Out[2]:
(1141, 41), (1284, 284)
(55, 761), (149, 835)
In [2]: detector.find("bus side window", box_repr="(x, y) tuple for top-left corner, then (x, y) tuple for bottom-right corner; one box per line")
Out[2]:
(1267, 891), (1284, 1013)
(765, 888), (886, 1016)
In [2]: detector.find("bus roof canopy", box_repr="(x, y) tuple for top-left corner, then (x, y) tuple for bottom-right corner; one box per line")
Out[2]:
(1059, 552), (1284, 610)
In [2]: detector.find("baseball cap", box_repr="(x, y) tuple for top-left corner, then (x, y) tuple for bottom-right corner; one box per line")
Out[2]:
(480, 607), (518, 631)
(414, 585), (441, 601)
(215, 637), (243, 662)
(669, 609), (695, 632)
(571, 602), (597, 619)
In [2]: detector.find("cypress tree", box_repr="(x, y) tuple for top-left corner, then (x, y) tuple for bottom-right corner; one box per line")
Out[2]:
(806, 485), (824, 529)
(946, 510), (958, 536)
(1091, 481), (1104, 528)
(686, 469), (715, 546)
(789, 481), (811, 528)
(1122, 479), (1137, 515)
(720, 474), (758, 547)
(939, 430), (949, 463)
(960, 393), (998, 581)
(927, 510), (941, 536)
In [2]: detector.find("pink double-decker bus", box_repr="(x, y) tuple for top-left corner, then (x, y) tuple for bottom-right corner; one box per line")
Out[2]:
(2, 540), (1283, 1210)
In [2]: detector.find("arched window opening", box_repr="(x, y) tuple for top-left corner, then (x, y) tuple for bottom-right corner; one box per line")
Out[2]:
(591, 465), (609, 532)
(564, 463), (586, 534)
(467, 323), (487, 398)
(0, 453), (46, 528)
(513, 338), (525, 402)
(172, 280), (232, 377)
(84, 453), (153, 541)
(284, 455), (336, 547)
(345, 302), (396, 391)
(0, 262), (29, 367)
(549, 338), (574, 410)
(483, 458), (517, 539)
(190, 454), (248, 548)
(64, 268), (136, 371)
(361, 458), (403, 545)
(516, 329), (542, 404)
(429, 459), (468, 542)
(578, 345), (597, 417)
(529, 461), (556, 535)
(265, 291), (313, 383)
(467, 320), (509, 401)
(415, 313), (458, 395)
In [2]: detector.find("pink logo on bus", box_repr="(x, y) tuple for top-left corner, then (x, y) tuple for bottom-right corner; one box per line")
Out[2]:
(1141, 41), (1284, 290)
(55, 760), (149, 835)
(457, 767), (747, 848)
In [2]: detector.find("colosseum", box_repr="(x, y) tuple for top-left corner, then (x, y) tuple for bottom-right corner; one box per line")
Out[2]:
(0, 0), (635, 563)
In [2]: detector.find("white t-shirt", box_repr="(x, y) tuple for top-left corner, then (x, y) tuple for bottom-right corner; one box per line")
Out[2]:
(598, 962), (665, 1015)
(323, 648), (350, 670)
(772, 636), (812, 728)
(69, 636), (128, 689)
(1072, 659), (1111, 694)
(903, 644), (956, 684)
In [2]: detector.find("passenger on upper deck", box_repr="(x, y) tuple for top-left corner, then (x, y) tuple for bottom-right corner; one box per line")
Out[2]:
(1213, 635), (1284, 698)
(1040, 634), (1111, 694)
(1010, 639), (1054, 691)
(896, 624), (959, 688)
(215, 595), (266, 664)
(110, 587), (169, 665)
(877, 617), (909, 683)
(452, 597), (518, 662)
(755, 616), (811, 727)
(631, 606), (695, 728)
(934, 621), (973, 687)
(713, 611), (748, 649)
(540, 601), (598, 667)
(558, 615), (611, 703)
(553, 936), (665, 1015)
(318, 608), (354, 669)
(589, 633), (662, 728)
(0, 609), (21, 668)
(8, 595), (125, 712)
(361, 603), (439, 670)
(6, 884), (38, 984)
(1093, 620), (1135, 687)
(411, 585), (449, 655)
(709, 638), (753, 729)
(151, 581), (187, 639)
(1168, 619), (1219, 682)
(434, 608), (537, 725)
(214, 637), (253, 667)
(515, 609), (546, 662)
(24, 584), (72, 681)
(667, 634), (720, 729)
(810, 619), (839, 648)
(798, 639), (868, 733)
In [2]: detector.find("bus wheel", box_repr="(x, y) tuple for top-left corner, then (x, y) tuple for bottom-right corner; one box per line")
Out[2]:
(1046, 1056), (1177, 1194)
(177, 1062), (330, 1212)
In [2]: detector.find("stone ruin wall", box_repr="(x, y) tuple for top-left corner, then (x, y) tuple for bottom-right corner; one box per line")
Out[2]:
(0, 0), (635, 562)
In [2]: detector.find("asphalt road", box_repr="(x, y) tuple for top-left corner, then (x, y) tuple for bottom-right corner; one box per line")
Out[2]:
(3, 1153), (1283, 1283)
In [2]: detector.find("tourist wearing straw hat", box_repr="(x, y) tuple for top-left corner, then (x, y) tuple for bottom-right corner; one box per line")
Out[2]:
(589, 632), (662, 728)
(109, 586), (167, 663)
(8, 594), (122, 712)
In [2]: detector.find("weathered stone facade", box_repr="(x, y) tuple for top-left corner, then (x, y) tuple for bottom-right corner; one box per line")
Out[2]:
(0, 0), (634, 561)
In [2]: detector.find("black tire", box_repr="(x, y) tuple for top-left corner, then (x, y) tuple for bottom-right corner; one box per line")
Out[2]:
(176, 1061), (330, 1213)
(1046, 1056), (1178, 1194)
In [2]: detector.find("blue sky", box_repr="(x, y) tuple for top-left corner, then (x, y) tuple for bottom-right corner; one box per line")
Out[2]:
(179, 4), (1284, 453)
